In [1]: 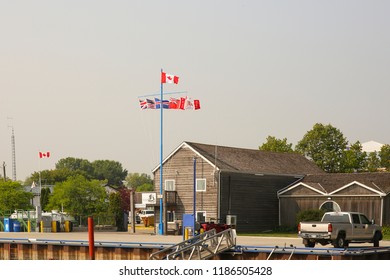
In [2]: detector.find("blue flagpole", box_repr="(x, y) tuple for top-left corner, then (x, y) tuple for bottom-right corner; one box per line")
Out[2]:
(159, 69), (164, 235)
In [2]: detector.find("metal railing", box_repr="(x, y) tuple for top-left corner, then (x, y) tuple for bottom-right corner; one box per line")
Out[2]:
(150, 228), (236, 260)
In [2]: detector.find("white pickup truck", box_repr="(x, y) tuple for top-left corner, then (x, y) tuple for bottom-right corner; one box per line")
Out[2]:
(298, 211), (382, 248)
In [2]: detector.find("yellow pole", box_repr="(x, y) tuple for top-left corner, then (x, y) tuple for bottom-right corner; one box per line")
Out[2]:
(184, 227), (188, 240)
(27, 220), (31, 233)
(40, 221), (44, 233)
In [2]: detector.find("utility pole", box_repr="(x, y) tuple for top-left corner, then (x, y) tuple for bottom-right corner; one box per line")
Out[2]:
(2, 162), (6, 181)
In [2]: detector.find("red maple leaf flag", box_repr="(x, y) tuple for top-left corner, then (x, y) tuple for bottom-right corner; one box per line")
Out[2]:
(194, 99), (201, 110)
(39, 152), (50, 158)
(161, 72), (179, 84)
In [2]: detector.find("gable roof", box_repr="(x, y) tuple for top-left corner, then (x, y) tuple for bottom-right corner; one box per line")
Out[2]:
(153, 141), (324, 176)
(302, 173), (390, 194)
(290, 173), (390, 195)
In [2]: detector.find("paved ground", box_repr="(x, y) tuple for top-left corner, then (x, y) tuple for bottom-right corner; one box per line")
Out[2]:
(1, 226), (389, 248)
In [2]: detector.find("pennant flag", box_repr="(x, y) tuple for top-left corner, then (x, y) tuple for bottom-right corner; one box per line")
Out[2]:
(39, 152), (50, 158)
(194, 99), (201, 110)
(169, 97), (180, 109)
(139, 99), (147, 110)
(139, 96), (200, 110)
(146, 99), (155, 109)
(154, 98), (169, 109)
(179, 97), (186, 110)
(161, 72), (179, 84)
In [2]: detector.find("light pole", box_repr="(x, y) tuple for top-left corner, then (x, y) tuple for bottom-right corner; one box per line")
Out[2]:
(193, 156), (197, 234)
(123, 180), (135, 233)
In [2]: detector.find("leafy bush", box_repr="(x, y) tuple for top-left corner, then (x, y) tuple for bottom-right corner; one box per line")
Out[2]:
(296, 209), (325, 225)
(382, 225), (390, 240)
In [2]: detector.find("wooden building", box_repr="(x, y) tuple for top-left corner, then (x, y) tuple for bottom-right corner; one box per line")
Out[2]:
(152, 141), (323, 233)
(278, 173), (390, 227)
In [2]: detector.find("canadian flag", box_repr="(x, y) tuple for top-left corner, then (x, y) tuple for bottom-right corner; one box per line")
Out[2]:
(39, 152), (50, 158)
(161, 72), (179, 84)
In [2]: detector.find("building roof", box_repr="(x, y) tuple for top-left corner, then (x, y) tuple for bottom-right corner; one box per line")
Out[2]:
(300, 172), (390, 195)
(155, 141), (324, 176)
(361, 140), (384, 153)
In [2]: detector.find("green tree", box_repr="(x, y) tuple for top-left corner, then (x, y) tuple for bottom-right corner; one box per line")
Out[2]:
(107, 192), (126, 231)
(342, 141), (367, 173)
(259, 136), (294, 152)
(55, 157), (94, 178)
(379, 144), (390, 171)
(125, 173), (153, 192)
(92, 160), (128, 186)
(41, 187), (51, 211)
(46, 175), (107, 217)
(366, 152), (381, 172)
(25, 168), (85, 186)
(296, 123), (348, 173)
(26, 157), (128, 187)
(0, 181), (34, 210)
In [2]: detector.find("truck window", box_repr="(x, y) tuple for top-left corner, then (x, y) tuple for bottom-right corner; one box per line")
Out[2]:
(359, 214), (370, 224)
(352, 214), (360, 224)
(322, 213), (349, 223)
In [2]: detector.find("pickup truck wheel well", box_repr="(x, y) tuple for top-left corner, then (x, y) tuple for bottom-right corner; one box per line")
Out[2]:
(334, 232), (347, 248)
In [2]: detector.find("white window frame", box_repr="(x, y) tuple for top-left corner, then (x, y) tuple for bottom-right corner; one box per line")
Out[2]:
(319, 200), (341, 212)
(165, 179), (175, 191)
(196, 178), (206, 192)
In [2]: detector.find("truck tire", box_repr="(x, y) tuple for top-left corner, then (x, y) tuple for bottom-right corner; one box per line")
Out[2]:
(304, 239), (315, 248)
(333, 234), (347, 248)
(373, 232), (381, 247)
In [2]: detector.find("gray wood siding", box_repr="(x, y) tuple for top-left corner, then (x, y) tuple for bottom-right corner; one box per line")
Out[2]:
(383, 196), (390, 225)
(153, 146), (218, 223)
(219, 173), (299, 232)
(280, 196), (385, 227)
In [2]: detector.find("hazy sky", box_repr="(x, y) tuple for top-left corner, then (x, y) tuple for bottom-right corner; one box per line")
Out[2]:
(1, 0), (389, 182)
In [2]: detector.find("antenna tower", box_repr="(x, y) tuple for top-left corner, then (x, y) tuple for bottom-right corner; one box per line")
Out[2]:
(8, 117), (16, 181)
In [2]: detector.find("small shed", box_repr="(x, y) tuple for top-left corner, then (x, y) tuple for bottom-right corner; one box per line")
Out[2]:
(278, 172), (390, 227)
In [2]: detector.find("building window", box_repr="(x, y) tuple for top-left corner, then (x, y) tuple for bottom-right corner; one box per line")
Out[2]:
(167, 211), (176, 222)
(196, 178), (206, 192)
(319, 200), (341, 212)
(196, 211), (206, 222)
(165, 179), (175, 191)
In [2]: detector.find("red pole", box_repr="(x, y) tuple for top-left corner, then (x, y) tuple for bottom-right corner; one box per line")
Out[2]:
(88, 216), (95, 260)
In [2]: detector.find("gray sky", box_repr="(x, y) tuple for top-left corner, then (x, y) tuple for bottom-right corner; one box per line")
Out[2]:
(1, 0), (389, 182)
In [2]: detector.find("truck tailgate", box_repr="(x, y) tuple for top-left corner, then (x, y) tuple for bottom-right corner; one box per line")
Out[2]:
(300, 222), (329, 233)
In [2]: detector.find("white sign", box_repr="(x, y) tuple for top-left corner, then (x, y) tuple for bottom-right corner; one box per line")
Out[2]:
(142, 192), (157, 205)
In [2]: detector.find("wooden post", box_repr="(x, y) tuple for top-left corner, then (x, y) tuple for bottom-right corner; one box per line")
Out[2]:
(88, 216), (95, 260)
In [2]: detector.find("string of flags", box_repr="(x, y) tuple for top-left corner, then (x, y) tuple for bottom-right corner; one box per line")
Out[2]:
(139, 71), (200, 110)
(139, 96), (201, 110)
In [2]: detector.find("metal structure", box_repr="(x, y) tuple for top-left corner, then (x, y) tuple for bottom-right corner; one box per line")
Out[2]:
(7, 118), (16, 181)
(149, 228), (236, 260)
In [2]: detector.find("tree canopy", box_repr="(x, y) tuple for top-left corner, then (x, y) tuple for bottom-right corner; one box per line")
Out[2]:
(379, 144), (390, 171)
(124, 173), (153, 192)
(46, 175), (107, 217)
(295, 123), (348, 173)
(259, 136), (294, 153)
(0, 181), (34, 211)
(262, 122), (389, 173)
(26, 157), (128, 187)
